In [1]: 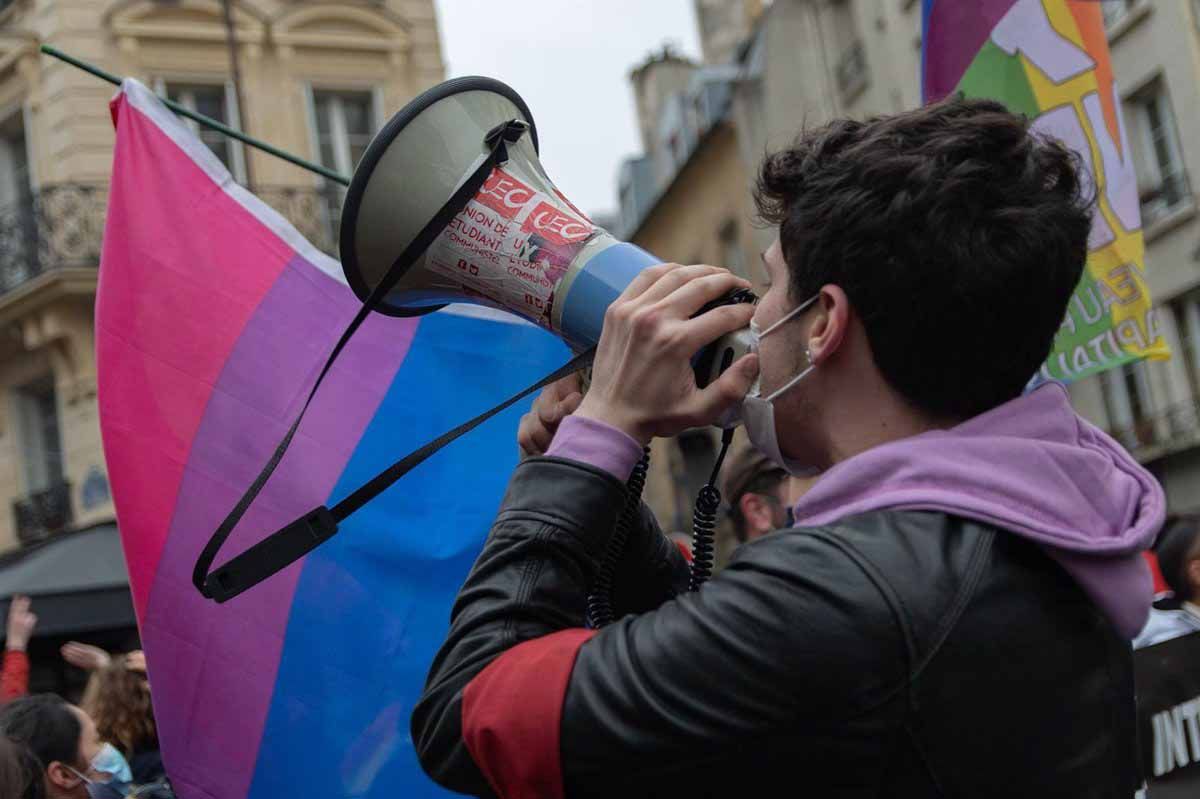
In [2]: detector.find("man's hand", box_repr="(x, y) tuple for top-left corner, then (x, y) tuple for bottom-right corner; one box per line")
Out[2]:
(61, 641), (111, 671)
(575, 264), (758, 445)
(5, 595), (36, 652)
(517, 371), (584, 459)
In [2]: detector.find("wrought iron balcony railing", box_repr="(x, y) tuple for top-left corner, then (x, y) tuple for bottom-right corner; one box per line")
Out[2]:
(255, 185), (343, 257)
(13, 480), (73, 547)
(0, 183), (108, 295)
(0, 183), (344, 299)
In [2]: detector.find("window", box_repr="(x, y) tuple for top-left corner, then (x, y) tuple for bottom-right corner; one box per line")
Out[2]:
(308, 89), (378, 244)
(1101, 0), (1138, 28)
(15, 378), (63, 494)
(159, 82), (246, 183)
(832, 1), (867, 100)
(311, 89), (377, 179)
(1128, 80), (1192, 227)
(1100, 361), (1155, 447)
(0, 110), (29, 207)
(1172, 291), (1200, 400)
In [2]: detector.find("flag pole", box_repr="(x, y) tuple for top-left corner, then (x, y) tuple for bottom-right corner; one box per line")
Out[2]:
(40, 45), (351, 186)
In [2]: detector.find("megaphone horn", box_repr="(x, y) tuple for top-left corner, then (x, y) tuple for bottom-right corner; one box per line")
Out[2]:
(339, 76), (750, 365)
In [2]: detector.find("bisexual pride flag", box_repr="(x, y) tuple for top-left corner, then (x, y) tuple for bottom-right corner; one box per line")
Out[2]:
(923, 0), (1170, 381)
(97, 79), (567, 798)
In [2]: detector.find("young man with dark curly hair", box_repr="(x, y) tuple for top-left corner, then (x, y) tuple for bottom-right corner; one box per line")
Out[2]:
(412, 97), (1163, 797)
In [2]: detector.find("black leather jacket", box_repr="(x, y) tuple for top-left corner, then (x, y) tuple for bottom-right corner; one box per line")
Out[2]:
(412, 456), (1139, 798)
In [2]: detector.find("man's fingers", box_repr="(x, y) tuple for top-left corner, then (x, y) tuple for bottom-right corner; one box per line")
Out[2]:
(633, 264), (727, 308)
(688, 353), (759, 425)
(556, 392), (583, 418)
(656, 271), (752, 321)
(518, 411), (553, 455)
(615, 262), (682, 304)
(544, 371), (582, 403)
(676, 302), (756, 353)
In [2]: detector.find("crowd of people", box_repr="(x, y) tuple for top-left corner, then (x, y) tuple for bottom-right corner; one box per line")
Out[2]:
(0, 597), (171, 799)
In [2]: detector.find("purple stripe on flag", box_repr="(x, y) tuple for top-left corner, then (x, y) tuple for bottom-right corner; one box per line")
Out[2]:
(923, 0), (1021, 102)
(138, 255), (417, 799)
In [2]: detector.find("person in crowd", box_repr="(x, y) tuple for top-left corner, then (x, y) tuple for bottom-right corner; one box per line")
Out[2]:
(0, 734), (45, 799)
(82, 654), (163, 786)
(413, 97), (1161, 796)
(0, 694), (107, 799)
(1135, 515), (1200, 648)
(719, 438), (792, 545)
(3, 596), (37, 703)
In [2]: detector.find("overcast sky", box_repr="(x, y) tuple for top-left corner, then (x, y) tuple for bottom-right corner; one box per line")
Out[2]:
(433, 0), (702, 219)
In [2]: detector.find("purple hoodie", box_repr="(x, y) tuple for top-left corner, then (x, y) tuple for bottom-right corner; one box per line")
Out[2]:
(547, 382), (1164, 638)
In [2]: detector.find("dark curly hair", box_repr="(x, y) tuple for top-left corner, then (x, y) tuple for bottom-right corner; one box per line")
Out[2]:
(755, 96), (1094, 420)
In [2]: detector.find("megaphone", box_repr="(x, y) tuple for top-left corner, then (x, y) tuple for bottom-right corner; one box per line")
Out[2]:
(339, 76), (753, 387)
(195, 77), (753, 604)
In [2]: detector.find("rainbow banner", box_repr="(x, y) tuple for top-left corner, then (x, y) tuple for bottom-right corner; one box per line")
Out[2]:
(923, 0), (1169, 381)
(97, 79), (567, 798)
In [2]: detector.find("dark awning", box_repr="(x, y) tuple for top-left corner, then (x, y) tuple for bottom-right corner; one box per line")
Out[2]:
(0, 523), (135, 639)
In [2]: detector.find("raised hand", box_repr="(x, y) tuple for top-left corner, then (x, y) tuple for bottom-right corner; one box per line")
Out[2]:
(5, 595), (36, 652)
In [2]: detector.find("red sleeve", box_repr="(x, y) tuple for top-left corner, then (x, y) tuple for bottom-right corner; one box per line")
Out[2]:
(2, 650), (30, 702)
(1145, 551), (1168, 595)
(461, 628), (597, 799)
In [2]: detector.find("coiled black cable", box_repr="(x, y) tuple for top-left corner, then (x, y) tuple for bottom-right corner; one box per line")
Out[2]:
(587, 448), (651, 628)
(689, 427), (736, 592)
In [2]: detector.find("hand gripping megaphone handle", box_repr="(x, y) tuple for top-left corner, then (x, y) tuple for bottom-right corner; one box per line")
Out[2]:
(193, 118), (534, 601)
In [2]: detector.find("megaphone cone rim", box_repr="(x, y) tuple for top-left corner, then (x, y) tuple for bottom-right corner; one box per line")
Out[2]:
(339, 75), (540, 318)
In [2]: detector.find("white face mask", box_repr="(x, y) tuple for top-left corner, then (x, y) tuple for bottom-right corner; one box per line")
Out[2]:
(741, 294), (819, 476)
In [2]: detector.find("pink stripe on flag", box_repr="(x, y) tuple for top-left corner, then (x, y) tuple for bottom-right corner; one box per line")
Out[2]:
(98, 93), (294, 620)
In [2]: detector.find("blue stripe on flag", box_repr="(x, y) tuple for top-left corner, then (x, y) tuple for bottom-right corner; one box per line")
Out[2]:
(248, 310), (568, 799)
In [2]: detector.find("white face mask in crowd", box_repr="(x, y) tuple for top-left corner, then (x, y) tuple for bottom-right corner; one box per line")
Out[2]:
(741, 294), (820, 477)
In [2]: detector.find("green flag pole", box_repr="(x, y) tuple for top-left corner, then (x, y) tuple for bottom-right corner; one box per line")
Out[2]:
(40, 44), (351, 186)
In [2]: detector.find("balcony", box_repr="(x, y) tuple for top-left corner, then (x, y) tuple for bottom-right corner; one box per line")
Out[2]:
(1140, 171), (1194, 231)
(1109, 398), (1200, 463)
(835, 40), (869, 102)
(0, 183), (344, 302)
(13, 480), (73, 547)
(255, 185), (342, 257)
(0, 184), (107, 297)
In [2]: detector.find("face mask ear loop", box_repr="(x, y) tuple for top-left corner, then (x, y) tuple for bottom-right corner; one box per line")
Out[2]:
(758, 293), (819, 339)
(765, 349), (815, 403)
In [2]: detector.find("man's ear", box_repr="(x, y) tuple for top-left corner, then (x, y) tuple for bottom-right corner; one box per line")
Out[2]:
(739, 492), (772, 536)
(47, 760), (84, 791)
(806, 285), (850, 365)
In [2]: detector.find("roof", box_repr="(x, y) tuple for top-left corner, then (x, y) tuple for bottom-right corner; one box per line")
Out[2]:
(0, 523), (135, 638)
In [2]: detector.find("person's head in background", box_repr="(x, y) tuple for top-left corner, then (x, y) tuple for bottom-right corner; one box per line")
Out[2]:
(83, 657), (157, 763)
(1, 735), (45, 799)
(720, 439), (792, 545)
(0, 695), (102, 799)
(1154, 515), (1200, 608)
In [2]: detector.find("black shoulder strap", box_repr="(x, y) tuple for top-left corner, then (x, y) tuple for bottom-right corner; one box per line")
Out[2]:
(200, 346), (593, 603)
(193, 119), (551, 602)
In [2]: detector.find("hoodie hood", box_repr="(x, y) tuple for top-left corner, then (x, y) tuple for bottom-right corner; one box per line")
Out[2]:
(791, 382), (1164, 638)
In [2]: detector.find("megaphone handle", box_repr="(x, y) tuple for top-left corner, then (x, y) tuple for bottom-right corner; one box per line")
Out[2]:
(194, 119), (532, 600)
